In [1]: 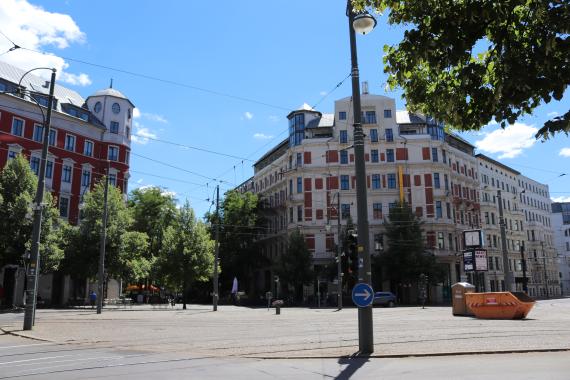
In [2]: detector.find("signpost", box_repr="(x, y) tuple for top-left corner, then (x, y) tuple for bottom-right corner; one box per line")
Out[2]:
(463, 248), (488, 292)
(352, 283), (374, 308)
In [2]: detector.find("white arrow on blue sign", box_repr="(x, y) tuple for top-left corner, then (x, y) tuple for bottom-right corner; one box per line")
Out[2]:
(352, 283), (374, 307)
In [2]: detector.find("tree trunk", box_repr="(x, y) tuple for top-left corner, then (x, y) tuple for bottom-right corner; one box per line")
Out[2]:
(182, 278), (187, 310)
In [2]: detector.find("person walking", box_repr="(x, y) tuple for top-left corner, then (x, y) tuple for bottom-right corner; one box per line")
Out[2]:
(89, 291), (97, 308)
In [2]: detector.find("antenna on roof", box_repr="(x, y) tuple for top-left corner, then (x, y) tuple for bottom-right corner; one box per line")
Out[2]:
(110, 78), (113, 88)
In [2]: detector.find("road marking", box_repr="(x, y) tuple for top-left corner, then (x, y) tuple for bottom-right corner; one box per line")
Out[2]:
(0, 342), (56, 350)
(0, 354), (76, 365)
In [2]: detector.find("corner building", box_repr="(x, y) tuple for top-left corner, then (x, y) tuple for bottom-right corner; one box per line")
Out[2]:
(0, 61), (133, 306)
(247, 89), (482, 304)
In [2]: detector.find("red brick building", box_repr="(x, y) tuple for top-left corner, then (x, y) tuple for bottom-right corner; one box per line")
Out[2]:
(0, 60), (133, 225)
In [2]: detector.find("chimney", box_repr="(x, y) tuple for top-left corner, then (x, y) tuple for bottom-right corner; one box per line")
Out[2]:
(362, 81), (369, 95)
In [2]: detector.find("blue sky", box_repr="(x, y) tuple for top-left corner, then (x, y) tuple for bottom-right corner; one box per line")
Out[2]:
(0, 0), (568, 217)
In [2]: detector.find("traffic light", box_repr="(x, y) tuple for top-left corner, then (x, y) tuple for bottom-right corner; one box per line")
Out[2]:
(347, 230), (358, 277)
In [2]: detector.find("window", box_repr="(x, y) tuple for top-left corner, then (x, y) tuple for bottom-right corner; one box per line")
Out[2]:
(11, 118), (24, 136)
(110, 121), (119, 134)
(432, 148), (438, 162)
(30, 157), (40, 175)
(289, 207), (293, 223)
(126, 150), (130, 165)
(109, 173), (117, 187)
(437, 232), (445, 249)
(373, 203), (382, 219)
(365, 111), (377, 124)
(297, 205), (303, 222)
(33, 124), (43, 142)
(108, 146), (119, 161)
(442, 149), (447, 164)
(446, 203), (451, 219)
(295, 177), (302, 193)
(296, 152), (302, 167)
(434, 173), (440, 189)
(436, 201), (443, 218)
(62, 165), (72, 183)
(387, 173), (397, 189)
(65, 134), (76, 151)
(372, 174), (381, 189)
(384, 109), (392, 118)
(84, 141), (93, 157)
(59, 196), (69, 218)
(386, 149), (394, 162)
(341, 175), (350, 190)
(389, 202), (397, 210)
(339, 111), (347, 120)
(444, 174), (449, 191)
(566, 242), (569, 251)
(341, 204), (351, 219)
(81, 170), (91, 187)
(339, 130), (348, 143)
(45, 161), (53, 179)
(370, 129), (378, 142)
(385, 128), (393, 142)
(340, 150), (348, 164)
(49, 129), (57, 146)
(8, 150), (17, 160)
(371, 149), (379, 163)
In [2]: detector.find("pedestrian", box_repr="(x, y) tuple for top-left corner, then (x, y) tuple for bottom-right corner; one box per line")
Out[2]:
(89, 291), (97, 308)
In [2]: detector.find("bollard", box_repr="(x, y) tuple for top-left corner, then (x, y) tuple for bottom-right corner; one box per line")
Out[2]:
(276, 306), (280, 315)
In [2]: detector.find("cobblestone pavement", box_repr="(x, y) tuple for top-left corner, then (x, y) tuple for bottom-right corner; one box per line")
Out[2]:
(2, 299), (570, 358)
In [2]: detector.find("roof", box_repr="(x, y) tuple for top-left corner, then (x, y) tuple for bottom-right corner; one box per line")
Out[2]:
(254, 138), (288, 167)
(87, 87), (135, 107)
(475, 153), (521, 175)
(286, 103), (322, 119)
(306, 113), (334, 129)
(0, 59), (86, 112)
(396, 110), (428, 124)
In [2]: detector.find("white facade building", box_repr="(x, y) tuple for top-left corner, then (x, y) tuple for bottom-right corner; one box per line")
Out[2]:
(552, 202), (570, 295)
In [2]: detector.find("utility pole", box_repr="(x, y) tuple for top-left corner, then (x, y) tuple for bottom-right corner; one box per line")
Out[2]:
(348, 3), (374, 353)
(520, 242), (528, 293)
(541, 241), (549, 299)
(23, 69), (56, 331)
(497, 190), (513, 292)
(337, 192), (343, 310)
(97, 162), (110, 314)
(213, 185), (220, 311)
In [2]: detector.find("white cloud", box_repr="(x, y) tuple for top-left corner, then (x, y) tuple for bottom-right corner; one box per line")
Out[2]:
(132, 108), (167, 123)
(136, 178), (144, 184)
(475, 123), (538, 159)
(560, 148), (570, 157)
(0, 0), (91, 86)
(131, 121), (158, 145)
(253, 133), (273, 140)
(244, 112), (253, 120)
(133, 108), (141, 119)
(548, 111), (559, 118)
(551, 196), (570, 203)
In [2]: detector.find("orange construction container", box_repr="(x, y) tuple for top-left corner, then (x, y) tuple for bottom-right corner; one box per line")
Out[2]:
(465, 292), (535, 319)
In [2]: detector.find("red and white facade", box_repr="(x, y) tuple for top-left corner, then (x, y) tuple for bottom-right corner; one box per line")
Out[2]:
(0, 61), (133, 225)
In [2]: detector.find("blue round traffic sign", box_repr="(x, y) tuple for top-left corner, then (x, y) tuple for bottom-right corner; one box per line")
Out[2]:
(352, 283), (374, 307)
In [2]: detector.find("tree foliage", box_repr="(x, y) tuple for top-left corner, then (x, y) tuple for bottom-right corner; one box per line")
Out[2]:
(0, 154), (64, 272)
(207, 190), (266, 295)
(354, 0), (570, 139)
(62, 178), (149, 281)
(376, 201), (440, 288)
(128, 187), (177, 265)
(156, 202), (215, 307)
(276, 230), (314, 301)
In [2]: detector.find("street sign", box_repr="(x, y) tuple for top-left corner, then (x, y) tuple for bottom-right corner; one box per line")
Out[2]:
(464, 248), (488, 272)
(352, 283), (374, 307)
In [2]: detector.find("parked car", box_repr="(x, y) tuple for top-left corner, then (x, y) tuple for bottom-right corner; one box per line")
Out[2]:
(373, 291), (396, 307)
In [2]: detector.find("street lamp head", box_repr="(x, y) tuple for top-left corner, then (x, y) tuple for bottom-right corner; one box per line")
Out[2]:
(353, 13), (377, 34)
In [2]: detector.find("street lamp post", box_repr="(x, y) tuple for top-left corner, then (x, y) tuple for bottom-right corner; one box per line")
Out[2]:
(22, 68), (56, 331)
(347, 0), (376, 354)
(97, 161), (110, 314)
(497, 190), (514, 292)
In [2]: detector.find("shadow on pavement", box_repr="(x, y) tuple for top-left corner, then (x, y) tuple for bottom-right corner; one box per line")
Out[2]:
(336, 352), (370, 380)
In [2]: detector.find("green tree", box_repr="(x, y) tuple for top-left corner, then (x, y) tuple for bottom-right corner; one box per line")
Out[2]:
(354, 0), (570, 139)
(376, 201), (441, 300)
(62, 177), (149, 281)
(207, 190), (266, 297)
(276, 230), (314, 302)
(128, 187), (178, 267)
(0, 154), (64, 272)
(157, 202), (215, 309)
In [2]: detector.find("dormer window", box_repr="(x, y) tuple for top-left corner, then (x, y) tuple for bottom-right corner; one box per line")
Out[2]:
(94, 101), (102, 113)
(110, 121), (119, 134)
(112, 103), (121, 114)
